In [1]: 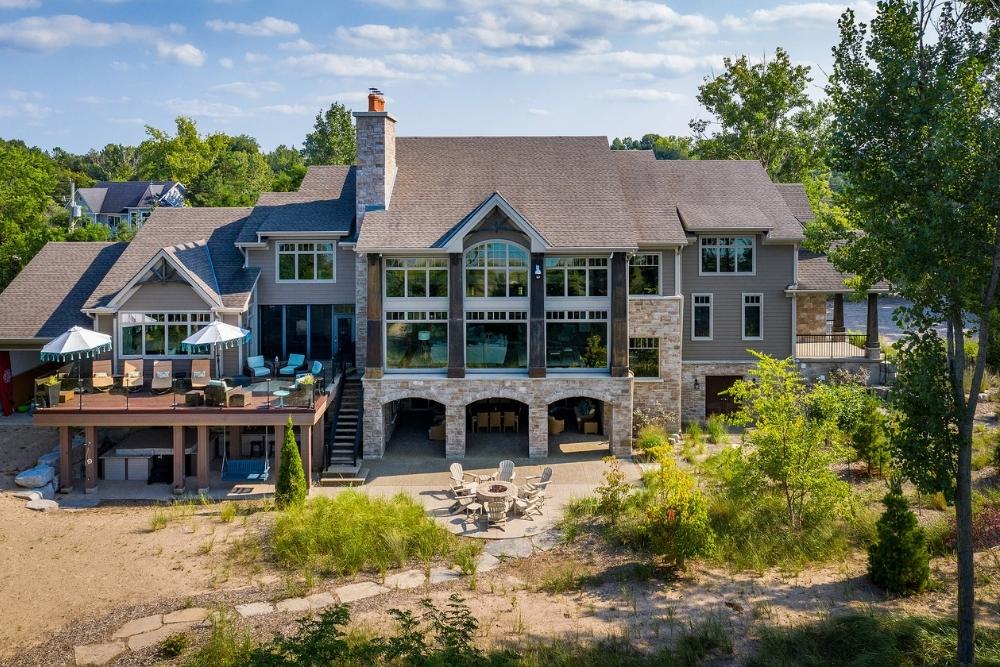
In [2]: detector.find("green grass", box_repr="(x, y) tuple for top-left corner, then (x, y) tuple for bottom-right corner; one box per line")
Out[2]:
(747, 612), (1000, 666)
(972, 425), (998, 472)
(270, 491), (455, 576)
(185, 610), (253, 667)
(705, 414), (727, 445)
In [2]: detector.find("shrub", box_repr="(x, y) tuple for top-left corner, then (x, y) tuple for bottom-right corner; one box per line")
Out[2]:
(971, 425), (998, 471)
(867, 482), (930, 595)
(274, 417), (307, 510)
(635, 424), (669, 453)
(186, 610), (253, 667)
(159, 632), (189, 658)
(705, 414), (727, 444)
(218, 501), (237, 523)
(684, 422), (705, 450)
(633, 404), (677, 436)
(850, 398), (891, 476)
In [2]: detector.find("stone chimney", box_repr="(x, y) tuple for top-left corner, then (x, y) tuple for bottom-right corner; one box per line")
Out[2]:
(353, 88), (396, 217)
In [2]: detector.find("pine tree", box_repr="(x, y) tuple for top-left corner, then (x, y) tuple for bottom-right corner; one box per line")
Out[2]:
(867, 480), (930, 594)
(275, 417), (307, 509)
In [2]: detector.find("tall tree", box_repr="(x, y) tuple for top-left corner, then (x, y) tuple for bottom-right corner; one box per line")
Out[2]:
(137, 116), (228, 186)
(610, 134), (694, 160)
(92, 143), (140, 181)
(191, 135), (272, 207)
(827, 1), (999, 662)
(690, 47), (829, 182)
(302, 103), (356, 166)
(267, 144), (308, 192)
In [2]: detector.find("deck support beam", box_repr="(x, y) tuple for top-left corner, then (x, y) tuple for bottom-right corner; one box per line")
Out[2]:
(610, 252), (629, 377)
(832, 294), (845, 334)
(299, 424), (313, 487)
(84, 425), (97, 493)
(448, 253), (466, 378)
(172, 426), (185, 493)
(58, 425), (72, 492)
(196, 425), (209, 493)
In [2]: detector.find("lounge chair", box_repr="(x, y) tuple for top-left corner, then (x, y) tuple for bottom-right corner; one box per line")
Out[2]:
(449, 462), (478, 498)
(91, 360), (114, 392)
(514, 489), (545, 520)
(279, 353), (305, 376)
(486, 459), (516, 483)
(521, 466), (552, 496)
(485, 500), (508, 532)
(122, 359), (143, 392)
(190, 358), (211, 389)
(548, 415), (565, 435)
(247, 355), (270, 378)
(151, 360), (173, 394)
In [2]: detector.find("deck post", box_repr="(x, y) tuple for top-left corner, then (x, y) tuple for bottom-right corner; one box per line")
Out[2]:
(172, 425), (185, 493)
(311, 416), (324, 472)
(299, 425), (313, 488)
(58, 426), (72, 492)
(865, 293), (881, 360)
(227, 425), (241, 460)
(273, 421), (284, 482)
(610, 252), (629, 377)
(447, 253), (465, 378)
(84, 425), (97, 493)
(196, 425), (209, 493)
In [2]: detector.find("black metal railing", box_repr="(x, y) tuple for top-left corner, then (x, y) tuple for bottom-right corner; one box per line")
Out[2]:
(353, 389), (364, 467)
(324, 372), (346, 469)
(795, 333), (869, 359)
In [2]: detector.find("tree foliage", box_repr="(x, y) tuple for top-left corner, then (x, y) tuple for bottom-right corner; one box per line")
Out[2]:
(266, 144), (307, 192)
(275, 417), (307, 509)
(868, 480), (931, 595)
(302, 102), (356, 166)
(610, 133), (694, 160)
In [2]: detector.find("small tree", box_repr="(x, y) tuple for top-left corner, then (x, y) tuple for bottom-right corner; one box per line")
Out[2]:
(275, 417), (307, 509)
(868, 481), (930, 595)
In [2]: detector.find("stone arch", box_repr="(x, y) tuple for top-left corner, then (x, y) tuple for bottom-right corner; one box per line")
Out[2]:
(461, 386), (533, 408)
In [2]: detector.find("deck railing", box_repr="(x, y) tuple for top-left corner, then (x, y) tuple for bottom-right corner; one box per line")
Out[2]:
(795, 333), (870, 359)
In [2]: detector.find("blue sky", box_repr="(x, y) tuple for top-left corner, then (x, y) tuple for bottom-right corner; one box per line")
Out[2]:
(0, 0), (876, 152)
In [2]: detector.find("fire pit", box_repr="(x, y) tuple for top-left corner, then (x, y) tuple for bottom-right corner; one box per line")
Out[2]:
(476, 480), (517, 505)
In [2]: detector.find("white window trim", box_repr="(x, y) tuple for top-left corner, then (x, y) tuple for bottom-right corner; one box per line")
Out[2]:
(544, 255), (611, 299)
(383, 310), (449, 373)
(118, 310), (214, 359)
(463, 240), (530, 299)
(383, 257), (449, 301)
(698, 236), (756, 276)
(691, 293), (713, 341)
(628, 252), (662, 297)
(275, 241), (337, 284)
(741, 293), (764, 341)
(628, 336), (660, 379)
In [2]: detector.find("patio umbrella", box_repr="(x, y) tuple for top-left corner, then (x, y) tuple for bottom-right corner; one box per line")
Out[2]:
(40, 326), (112, 362)
(180, 320), (250, 376)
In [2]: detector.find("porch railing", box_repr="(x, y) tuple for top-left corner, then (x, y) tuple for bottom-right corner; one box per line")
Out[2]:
(795, 333), (869, 359)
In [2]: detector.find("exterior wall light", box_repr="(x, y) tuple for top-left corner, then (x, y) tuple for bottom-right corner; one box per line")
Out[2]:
(693, 377), (700, 390)
(534, 264), (542, 279)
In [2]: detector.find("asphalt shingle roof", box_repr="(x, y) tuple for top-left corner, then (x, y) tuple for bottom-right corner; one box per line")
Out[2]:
(775, 183), (815, 223)
(77, 181), (180, 214)
(85, 207), (258, 310)
(0, 242), (126, 340)
(797, 248), (890, 292)
(237, 166), (356, 244)
(356, 136), (635, 251)
(611, 151), (687, 246)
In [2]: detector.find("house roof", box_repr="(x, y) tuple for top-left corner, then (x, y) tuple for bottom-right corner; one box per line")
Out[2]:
(237, 166), (356, 245)
(0, 242), (126, 340)
(796, 248), (890, 293)
(77, 181), (181, 214)
(85, 207), (259, 310)
(356, 136), (635, 251)
(775, 183), (815, 223)
(611, 151), (687, 246)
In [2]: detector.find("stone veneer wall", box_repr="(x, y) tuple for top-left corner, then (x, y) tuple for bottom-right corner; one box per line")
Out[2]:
(355, 251), (367, 369)
(362, 376), (634, 459)
(796, 293), (828, 336)
(628, 296), (683, 430)
(680, 361), (756, 424)
(798, 359), (884, 385)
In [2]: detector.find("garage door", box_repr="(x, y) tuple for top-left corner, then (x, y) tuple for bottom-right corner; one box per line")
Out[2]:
(705, 375), (742, 417)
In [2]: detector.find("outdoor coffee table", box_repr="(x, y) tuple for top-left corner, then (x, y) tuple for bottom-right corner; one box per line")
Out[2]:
(476, 481), (517, 508)
(272, 389), (290, 408)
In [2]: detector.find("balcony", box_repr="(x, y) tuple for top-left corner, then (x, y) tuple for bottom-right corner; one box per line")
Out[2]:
(795, 333), (875, 360)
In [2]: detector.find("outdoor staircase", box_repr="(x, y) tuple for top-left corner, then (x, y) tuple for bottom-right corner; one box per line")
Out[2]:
(320, 372), (368, 486)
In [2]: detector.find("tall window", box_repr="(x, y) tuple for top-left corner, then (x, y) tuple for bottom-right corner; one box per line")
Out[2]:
(385, 311), (448, 369)
(465, 241), (528, 298)
(545, 257), (608, 297)
(466, 311), (527, 369)
(120, 312), (212, 356)
(691, 294), (713, 340)
(628, 254), (660, 295)
(742, 293), (763, 340)
(546, 310), (608, 369)
(385, 257), (448, 298)
(257, 304), (353, 360)
(629, 338), (659, 377)
(700, 237), (754, 274)
(277, 242), (336, 282)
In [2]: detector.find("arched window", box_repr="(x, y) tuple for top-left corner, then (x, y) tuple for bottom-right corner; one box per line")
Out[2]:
(464, 241), (529, 298)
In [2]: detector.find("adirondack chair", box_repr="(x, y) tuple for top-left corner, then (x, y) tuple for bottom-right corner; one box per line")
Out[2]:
(485, 500), (508, 532)
(487, 459), (516, 483)
(521, 466), (552, 496)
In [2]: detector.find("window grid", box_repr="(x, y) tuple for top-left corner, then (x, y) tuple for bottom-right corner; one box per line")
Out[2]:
(120, 311), (212, 357)
(544, 256), (609, 297)
(385, 257), (448, 298)
(691, 294), (713, 340)
(699, 236), (754, 275)
(464, 241), (529, 298)
(628, 253), (661, 295)
(629, 337), (660, 378)
(277, 241), (336, 282)
(742, 293), (763, 340)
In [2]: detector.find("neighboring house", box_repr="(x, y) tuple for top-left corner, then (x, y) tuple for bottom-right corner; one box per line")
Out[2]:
(73, 181), (185, 230)
(0, 90), (888, 494)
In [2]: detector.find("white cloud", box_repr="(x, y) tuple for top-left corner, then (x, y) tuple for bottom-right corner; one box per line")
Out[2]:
(206, 16), (299, 37)
(363, 0), (446, 8)
(722, 2), (875, 31)
(385, 52), (474, 73)
(165, 98), (244, 119)
(110, 117), (147, 125)
(527, 108), (551, 116)
(603, 87), (686, 102)
(0, 0), (40, 8)
(478, 49), (721, 77)
(209, 80), (283, 99)
(260, 104), (310, 115)
(219, 57), (234, 69)
(76, 94), (131, 104)
(284, 53), (401, 78)
(156, 41), (205, 66)
(245, 51), (269, 63)
(334, 24), (451, 50)
(111, 60), (130, 71)
(278, 38), (315, 52)
(0, 14), (142, 51)
(315, 91), (373, 105)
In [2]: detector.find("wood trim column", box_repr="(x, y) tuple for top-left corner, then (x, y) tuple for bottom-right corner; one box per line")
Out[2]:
(866, 292), (881, 359)
(832, 294), (845, 334)
(299, 425), (312, 488)
(172, 425), (185, 493)
(366, 254), (384, 378)
(227, 425), (241, 459)
(196, 425), (209, 492)
(312, 414), (324, 472)
(273, 422), (284, 481)
(529, 252), (546, 378)
(447, 252), (465, 378)
(58, 426), (72, 492)
(610, 252), (629, 377)
(84, 425), (97, 493)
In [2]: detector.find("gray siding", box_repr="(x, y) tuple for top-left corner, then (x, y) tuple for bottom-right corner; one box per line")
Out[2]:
(681, 237), (794, 360)
(248, 241), (356, 305)
(119, 282), (212, 312)
(631, 247), (676, 296)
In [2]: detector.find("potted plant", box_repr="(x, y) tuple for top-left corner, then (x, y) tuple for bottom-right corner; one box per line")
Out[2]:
(43, 375), (61, 407)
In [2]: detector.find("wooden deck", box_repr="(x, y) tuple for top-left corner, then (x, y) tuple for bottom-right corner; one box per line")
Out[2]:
(795, 341), (878, 360)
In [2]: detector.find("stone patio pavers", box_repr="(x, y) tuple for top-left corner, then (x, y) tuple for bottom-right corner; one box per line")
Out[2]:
(428, 567), (462, 584)
(235, 602), (275, 618)
(335, 581), (389, 602)
(276, 597), (312, 613)
(306, 591), (338, 609)
(477, 552), (501, 572)
(531, 529), (563, 552)
(127, 622), (196, 652)
(111, 614), (161, 639)
(162, 607), (210, 624)
(74, 641), (125, 666)
(484, 537), (534, 559)
(385, 569), (426, 589)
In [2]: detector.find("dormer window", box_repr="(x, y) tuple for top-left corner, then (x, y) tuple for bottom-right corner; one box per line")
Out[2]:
(464, 241), (528, 298)
(277, 242), (336, 282)
(700, 236), (754, 275)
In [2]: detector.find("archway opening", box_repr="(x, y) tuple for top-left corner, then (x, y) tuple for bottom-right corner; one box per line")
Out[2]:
(465, 397), (528, 458)
(384, 397), (447, 459)
(547, 396), (611, 457)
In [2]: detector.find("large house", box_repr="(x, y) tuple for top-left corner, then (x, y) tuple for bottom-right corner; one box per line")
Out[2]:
(0, 91), (887, 493)
(73, 180), (185, 230)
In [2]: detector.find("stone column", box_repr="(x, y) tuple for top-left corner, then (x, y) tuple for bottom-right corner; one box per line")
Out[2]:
(447, 253), (465, 378)
(84, 425), (97, 493)
(299, 424), (312, 488)
(528, 252), (546, 378)
(366, 254), (384, 378)
(58, 426), (72, 492)
(172, 425), (185, 493)
(865, 293), (881, 359)
(363, 389), (385, 458)
(610, 252), (629, 377)
(312, 414), (325, 471)
(610, 402), (633, 457)
(528, 403), (548, 458)
(832, 294), (846, 334)
(196, 425), (209, 493)
(445, 404), (466, 459)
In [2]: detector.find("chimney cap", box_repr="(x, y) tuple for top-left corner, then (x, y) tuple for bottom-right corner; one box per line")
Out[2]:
(367, 88), (386, 112)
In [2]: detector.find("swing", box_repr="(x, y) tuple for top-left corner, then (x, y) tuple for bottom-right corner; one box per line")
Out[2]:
(220, 425), (271, 481)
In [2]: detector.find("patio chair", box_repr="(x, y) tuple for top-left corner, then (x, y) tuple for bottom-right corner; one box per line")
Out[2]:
(475, 411), (489, 433)
(150, 360), (173, 394)
(279, 353), (305, 376)
(122, 359), (143, 392)
(514, 489), (545, 520)
(91, 360), (114, 392)
(449, 462), (478, 498)
(295, 360), (322, 382)
(190, 358), (211, 389)
(485, 500), (508, 532)
(246, 355), (270, 378)
(486, 459), (516, 483)
(521, 466), (552, 496)
(503, 411), (519, 432)
(548, 415), (565, 435)
(489, 411), (501, 431)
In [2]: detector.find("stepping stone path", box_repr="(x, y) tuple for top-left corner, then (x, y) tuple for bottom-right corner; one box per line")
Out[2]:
(484, 537), (534, 559)
(74, 642), (125, 667)
(385, 569), (426, 590)
(335, 581), (389, 603)
(477, 552), (501, 573)
(530, 529), (562, 552)
(429, 567), (462, 585)
(236, 602), (275, 618)
(305, 592), (337, 609)
(112, 615), (162, 639)
(25, 499), (59, 512)
(163, 607), (210, 624)
(128, 622), (196, 652)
